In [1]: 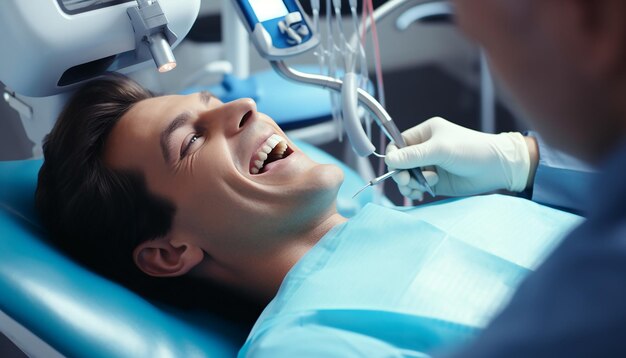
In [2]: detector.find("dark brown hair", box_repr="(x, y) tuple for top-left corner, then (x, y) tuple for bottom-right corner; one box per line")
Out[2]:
(36, 73), (175, 288)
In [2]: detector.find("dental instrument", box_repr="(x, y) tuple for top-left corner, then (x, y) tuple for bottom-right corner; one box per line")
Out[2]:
(352, 170), (399, 199)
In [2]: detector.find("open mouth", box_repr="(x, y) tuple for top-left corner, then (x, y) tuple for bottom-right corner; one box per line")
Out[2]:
(250, 134), (294, 175)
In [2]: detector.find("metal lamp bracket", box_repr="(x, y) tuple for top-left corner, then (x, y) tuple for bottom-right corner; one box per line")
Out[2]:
(127, 1), (178, 63)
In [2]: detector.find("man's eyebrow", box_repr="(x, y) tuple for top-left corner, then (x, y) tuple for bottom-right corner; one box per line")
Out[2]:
(160, 93), (213, 165)
(199, 90), (214, 105)
(160, 112), (190, 165)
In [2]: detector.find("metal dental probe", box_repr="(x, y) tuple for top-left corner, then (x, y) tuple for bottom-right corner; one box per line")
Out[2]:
(352, 170), (400, 199)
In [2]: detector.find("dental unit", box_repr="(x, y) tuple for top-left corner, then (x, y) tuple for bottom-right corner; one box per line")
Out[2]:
(230, 0), (436, 197)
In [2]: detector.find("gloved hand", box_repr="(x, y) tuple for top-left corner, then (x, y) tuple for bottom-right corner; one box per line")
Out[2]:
(385, 117), (532, 200)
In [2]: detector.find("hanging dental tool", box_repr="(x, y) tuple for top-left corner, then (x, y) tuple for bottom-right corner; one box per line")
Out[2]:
(230, 0), (434, 197)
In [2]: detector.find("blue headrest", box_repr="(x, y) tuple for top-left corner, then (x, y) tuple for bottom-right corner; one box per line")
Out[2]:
(0, 142), (369, 357)
(0, 159), (41, 225)
(0, 159), (242, 357)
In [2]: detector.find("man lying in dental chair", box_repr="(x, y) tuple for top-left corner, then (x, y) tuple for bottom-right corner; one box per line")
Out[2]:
(36, 73), (581, 357)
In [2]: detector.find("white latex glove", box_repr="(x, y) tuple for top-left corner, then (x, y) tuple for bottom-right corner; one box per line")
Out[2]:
(385, 117), (531, 201)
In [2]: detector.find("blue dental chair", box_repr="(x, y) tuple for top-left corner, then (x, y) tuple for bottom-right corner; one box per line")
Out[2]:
(0, 142), (370, 357)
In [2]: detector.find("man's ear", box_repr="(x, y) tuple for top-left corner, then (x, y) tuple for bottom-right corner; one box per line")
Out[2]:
(133, 234), (204, 278)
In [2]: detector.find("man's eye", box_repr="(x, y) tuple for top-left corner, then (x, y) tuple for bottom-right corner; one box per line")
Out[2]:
(180, 134), (202, 158)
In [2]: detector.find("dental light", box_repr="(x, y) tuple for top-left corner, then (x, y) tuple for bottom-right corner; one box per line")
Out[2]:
(0, 0), (198, 97)
(0, 0), (199, 156)
(127, 0), (178, 73)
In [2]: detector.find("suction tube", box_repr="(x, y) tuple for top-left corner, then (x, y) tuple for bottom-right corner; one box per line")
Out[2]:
(342, 72), (375, 156)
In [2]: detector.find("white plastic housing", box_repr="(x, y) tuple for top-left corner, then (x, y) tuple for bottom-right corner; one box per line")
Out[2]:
(0, 0), (200, 97)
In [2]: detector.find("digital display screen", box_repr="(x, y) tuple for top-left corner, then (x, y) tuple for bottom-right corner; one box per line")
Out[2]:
(249, 0), (289, 22)
(57, 0), (133, 15)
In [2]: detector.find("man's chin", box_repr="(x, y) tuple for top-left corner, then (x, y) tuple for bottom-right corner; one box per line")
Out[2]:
(308, 163), (345, 191)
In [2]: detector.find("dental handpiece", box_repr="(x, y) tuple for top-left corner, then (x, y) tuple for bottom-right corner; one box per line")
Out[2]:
(380, 121), (435, 197)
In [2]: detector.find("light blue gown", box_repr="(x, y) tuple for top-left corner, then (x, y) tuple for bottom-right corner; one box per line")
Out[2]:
(239, 195), (582, 357)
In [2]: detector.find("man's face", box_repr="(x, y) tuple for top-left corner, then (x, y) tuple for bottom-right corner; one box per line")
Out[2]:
(104, 93), (343, 263)
(453, 0), (616, 161)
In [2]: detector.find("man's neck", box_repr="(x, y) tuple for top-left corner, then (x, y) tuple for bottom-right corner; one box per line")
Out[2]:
(225, 211), (348, 303)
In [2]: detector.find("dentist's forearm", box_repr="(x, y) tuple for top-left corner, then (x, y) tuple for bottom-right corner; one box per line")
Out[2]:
(524, 136), (539, 190)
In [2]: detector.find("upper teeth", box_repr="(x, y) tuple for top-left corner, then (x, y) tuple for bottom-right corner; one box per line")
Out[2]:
(251, 134), (288, 174)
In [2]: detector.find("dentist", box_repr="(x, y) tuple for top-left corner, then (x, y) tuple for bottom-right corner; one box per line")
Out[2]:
(386, 0), (626, 356)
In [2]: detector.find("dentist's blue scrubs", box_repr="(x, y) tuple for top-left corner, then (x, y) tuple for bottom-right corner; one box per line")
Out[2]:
(442, 141), (626, 358)
(239, 193), (582, 357)
(524, 132), (595, 214)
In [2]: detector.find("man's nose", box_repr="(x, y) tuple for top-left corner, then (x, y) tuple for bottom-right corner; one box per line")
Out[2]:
(199, 98), (257, 136)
